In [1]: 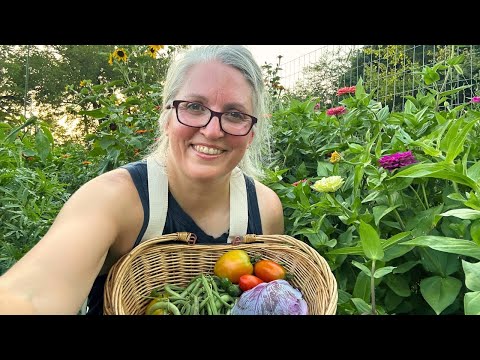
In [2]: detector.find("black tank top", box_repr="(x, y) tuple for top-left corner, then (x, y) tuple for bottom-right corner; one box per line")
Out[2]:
(86, 160), (263, 314)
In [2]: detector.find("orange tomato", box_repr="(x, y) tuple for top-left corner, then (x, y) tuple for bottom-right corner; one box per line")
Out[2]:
(214, 250), (253, 284)
(254, 259), (286, 282)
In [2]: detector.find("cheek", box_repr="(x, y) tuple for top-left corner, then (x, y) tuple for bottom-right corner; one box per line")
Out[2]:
(166, 119), (196, 140)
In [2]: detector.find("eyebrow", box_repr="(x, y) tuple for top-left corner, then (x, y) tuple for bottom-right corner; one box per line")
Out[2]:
(182, 94), (250, 113)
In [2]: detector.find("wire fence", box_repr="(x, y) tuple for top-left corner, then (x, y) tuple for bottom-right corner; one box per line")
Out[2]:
(280, 45), (480, 111)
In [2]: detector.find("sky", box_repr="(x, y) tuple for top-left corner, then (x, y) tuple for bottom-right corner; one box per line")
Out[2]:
(244, 45), (324, 66)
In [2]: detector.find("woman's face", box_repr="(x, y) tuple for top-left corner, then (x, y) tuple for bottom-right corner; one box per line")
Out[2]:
(165, 60), (255, 182)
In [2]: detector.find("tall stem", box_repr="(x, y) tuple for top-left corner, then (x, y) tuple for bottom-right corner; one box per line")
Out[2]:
(409, 185), (427, 210)
(370, 260), (377, 315)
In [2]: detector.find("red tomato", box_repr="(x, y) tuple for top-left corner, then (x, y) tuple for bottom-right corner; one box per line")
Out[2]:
(238, 274), (264, 292)
(254, 259), (286, 282)
(214, 250), (253, 284)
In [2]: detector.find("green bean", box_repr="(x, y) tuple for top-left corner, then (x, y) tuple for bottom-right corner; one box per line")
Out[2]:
(164, 285), (184, 298)
(201, 274), (218, 315)
(192, 295), (200, 315)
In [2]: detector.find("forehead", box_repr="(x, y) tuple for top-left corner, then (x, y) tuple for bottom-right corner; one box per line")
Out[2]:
(178, 61), (253, 109)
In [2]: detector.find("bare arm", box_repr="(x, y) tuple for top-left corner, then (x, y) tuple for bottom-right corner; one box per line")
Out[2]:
(0, 169), (135, 314)
(255, 180), (284, 235)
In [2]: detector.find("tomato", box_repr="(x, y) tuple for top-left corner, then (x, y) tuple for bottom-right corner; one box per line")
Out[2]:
(239, 274), (264, 292)
(254, 259), (286, 282)
(214, 249), (253, 284)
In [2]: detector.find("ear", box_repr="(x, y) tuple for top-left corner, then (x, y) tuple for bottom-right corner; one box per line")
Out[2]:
(247, 130), (255, 148)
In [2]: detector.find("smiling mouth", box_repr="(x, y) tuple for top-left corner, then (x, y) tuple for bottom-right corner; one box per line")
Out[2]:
(192, 145), (224, 155)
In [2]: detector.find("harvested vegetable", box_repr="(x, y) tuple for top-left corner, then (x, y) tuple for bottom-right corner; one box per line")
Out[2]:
(238, 274), (264, 292)
(254, 259), (286, 282)
(214, 249), (253, 284)
(231, 279), (308, 315)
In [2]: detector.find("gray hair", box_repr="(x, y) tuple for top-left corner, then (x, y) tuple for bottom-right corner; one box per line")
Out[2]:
(147, 45), (271, 180)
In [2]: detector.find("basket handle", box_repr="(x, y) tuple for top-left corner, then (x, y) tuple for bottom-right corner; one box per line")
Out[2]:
(142, 232), (198, 246)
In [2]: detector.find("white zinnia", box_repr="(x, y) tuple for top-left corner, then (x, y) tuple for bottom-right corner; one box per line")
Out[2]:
(311, 176), (345, 193)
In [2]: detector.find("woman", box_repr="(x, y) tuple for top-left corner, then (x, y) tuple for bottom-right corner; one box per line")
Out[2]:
(0, 45), (284, 314)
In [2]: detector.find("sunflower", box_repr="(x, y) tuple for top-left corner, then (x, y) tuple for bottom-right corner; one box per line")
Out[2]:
(146, 45), (164, 59)
(113, 48), (128, 62)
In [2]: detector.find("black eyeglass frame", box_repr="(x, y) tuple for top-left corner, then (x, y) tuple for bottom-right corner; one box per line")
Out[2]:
(166, 100), (258, 136)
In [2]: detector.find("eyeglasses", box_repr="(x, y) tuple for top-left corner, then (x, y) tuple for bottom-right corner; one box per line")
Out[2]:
(166, 100), (257, 136)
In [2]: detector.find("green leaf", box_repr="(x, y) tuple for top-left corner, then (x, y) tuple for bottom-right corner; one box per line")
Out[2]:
(471, 220), (480, 245)
(316, 161), (333, 177)
(393, 260), (421, 274)
(384, 274), (411, 297)
(373, 205), (401, 226)
(350, 298), (372, 314)
(445, 117), (480, 163)
(327, 246), (364, 256)
(392, 163), (480, 192)
(374, 266), (396, 279)
(417, 247), (460, 277)
(35, 129), (51, 162)
(467, 161), (480, 183)
(78, 108), (106, 118)
(462, 260), (480, 291)
(401, 235), (480, 260)
(382, 232), (411, 250)
(440, 209), (480, 220)
(464, 291), (480, 315)
(420, 276), (462, 315)
(362, 191), (381, 203)
(352, 260), (372, 277)
(359, 220), (384, 260)
(352, 271), (371, 302)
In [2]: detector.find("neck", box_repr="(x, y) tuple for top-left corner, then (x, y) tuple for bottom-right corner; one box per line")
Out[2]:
(166, 164), (232, 217)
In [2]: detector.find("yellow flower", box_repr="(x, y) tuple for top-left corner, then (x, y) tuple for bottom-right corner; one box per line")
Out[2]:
(79, 80), (87, 87)
(108, 53), (113, 65)
(330, 151), (341, 164)
(146, 45), (164, 59)
(312, 176), (344, 193)
(113, 48), (128, 62)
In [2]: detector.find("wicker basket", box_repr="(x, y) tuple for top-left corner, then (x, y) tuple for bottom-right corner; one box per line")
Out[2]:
(103, 232), (338, 315)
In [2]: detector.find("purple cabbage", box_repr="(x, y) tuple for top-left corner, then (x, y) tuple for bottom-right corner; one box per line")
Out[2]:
(231, 279), (308, 315)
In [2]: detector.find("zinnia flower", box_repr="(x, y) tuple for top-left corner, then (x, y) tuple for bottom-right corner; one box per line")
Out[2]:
(378, 151), (416, 171)
(337, 86), (356, 96)
(314, 103), (321, 111)
(471, 96), (480, 103)
(292, 179), (309, 186)
(311, 176), (344, 193)
(330, 151), (341, 164)
(326, 106), (347, 116)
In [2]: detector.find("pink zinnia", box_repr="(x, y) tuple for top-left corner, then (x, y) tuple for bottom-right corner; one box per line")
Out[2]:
(326, 106), (347, 116)
(314, 103), (321, 111)
(471, 96), (480, 103)
(379, 151), (416, 171)
(337, 86), (356, 96)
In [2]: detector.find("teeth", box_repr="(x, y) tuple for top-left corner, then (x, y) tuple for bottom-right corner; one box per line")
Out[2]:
(193, 145), (223, 155)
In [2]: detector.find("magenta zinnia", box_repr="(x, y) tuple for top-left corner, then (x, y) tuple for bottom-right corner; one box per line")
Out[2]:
(471, 96), (480, 103)
(379, 151), (416, 171)
(337, 86), (356, 96)
(326, 106), (347, 116)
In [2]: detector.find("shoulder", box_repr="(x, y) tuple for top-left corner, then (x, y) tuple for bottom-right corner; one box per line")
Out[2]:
(72, 167), (139, 220)
(252, 179), (284, 235)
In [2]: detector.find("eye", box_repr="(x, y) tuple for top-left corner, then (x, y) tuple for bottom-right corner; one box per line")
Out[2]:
(185, 102), (207, 113)
(224, 111), (248, 122)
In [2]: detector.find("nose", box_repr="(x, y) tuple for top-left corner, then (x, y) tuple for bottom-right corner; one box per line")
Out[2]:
(200, 114), (224, 138)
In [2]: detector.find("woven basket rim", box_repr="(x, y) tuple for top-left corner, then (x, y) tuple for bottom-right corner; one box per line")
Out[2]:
(104, 233), (338, 315)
